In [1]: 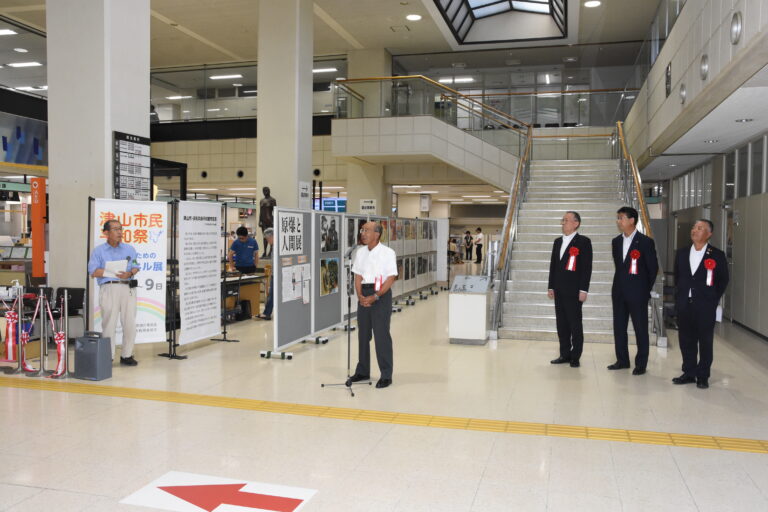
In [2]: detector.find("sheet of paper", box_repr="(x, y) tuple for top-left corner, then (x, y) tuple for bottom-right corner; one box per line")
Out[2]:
(302, 279), (311, 304)
(282, 266), (296, 302)
(104, 259), (129, 278)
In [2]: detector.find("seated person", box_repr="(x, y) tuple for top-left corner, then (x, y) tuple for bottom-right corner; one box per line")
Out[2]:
(228, 226), (259, 274)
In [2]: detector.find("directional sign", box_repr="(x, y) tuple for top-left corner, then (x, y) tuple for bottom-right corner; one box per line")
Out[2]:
(121, 471), (316, 512)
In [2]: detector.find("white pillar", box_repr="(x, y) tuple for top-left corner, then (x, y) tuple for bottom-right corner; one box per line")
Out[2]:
(256, 0), (313, 209)
(47, 0), (150, 288)
(345, 49), (393, 214)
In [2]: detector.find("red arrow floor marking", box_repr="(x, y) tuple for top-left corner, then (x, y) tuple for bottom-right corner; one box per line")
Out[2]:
(159, 483), (304, 512)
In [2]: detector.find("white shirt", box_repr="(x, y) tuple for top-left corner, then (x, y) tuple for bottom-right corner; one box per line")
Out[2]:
(474, 233), (484, 245)
(689, 243), (708, 297)
(352, 242), (397, 284)
(622, 229), (637, 261)
(560, 231), (578, 259)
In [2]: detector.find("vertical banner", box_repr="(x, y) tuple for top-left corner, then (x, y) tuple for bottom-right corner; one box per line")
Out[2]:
(178, 201), (221, 344)
(30, 177), (46, 278)
(91, 199), (167, 343)
(274, 208), (312, 350)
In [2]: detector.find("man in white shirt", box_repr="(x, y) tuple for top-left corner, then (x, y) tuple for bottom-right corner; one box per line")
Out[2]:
(474, 227), (484, 264)
(347, 221), (398, 389)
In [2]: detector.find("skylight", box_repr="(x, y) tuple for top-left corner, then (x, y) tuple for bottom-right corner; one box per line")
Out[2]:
(435, 0), (566, 45)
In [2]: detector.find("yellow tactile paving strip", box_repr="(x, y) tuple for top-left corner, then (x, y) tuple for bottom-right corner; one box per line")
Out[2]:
(2, 376), (767, 454)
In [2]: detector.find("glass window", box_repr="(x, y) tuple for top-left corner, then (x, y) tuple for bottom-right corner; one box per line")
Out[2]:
(724, 152), (736, 200)
(737, 146), (749, 197)
(703, 163), (712, 205)
(751, 137), (764, 195)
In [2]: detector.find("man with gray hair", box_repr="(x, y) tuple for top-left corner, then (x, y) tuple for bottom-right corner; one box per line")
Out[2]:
(347, 221), (398, 388)
(256, 228), (275, 320)
(548, 211), (593, 367)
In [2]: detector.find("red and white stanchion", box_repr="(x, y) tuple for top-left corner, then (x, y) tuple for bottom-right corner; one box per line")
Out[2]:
(2, 283), (25, 375)
(46, 293), (68, 379)
(20, 291), (42, 375)
(2, 301), (18, 363)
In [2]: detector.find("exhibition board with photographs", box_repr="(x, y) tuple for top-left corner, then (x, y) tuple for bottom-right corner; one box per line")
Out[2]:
(275, 208), (440, 350)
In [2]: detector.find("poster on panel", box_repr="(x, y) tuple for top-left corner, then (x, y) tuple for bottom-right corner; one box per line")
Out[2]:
(178, 201), (222, 345)
(314, 212), (343, 332)
(274, 208), (313, 350)
(90, 199), (167, 343)
(342, 214), (367, 319)
(393, 256), (404, 297)
(389, 218), (403, 256)
(436, 218), (449, 282)
(403, 218), (417, 255)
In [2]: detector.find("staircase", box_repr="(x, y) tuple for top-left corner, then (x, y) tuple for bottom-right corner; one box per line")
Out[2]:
(498, 159), (641, 343)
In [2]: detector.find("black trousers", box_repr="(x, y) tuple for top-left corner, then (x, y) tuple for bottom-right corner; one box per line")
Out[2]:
(465, 246), (472, 260)
(554, 293), (583, 361)
(677, 299), (716, 379)
(612, 295), (650, 368)
(475, 244), (483, 263)
(355, 286), (393, 379)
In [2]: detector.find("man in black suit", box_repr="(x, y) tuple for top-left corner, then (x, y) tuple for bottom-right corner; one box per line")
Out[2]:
(608, 206), (659, 375)
(548, 211), (593, 367)
(672, 219), (729, 389)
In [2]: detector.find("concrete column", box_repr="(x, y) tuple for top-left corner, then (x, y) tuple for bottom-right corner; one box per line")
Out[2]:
(345, 49), (392, 215)
(256, 0), (313, 209)
(347, 49), (392, 117)
(47, 0), (150, 288)
(346, 161), (387, 215)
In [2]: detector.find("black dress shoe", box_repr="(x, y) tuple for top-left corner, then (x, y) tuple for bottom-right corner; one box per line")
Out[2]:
(607, 362), (630, 370)
(550, 357), (570, 364)
(375, 378), (392, 389)
(569, 361), (580, 368)
(120, 356), (138, 366)
(346, 374), (370, 386)
(632, 368), (646, 375)
(696, 378), (709, 389)
(672, 375), (696, 385)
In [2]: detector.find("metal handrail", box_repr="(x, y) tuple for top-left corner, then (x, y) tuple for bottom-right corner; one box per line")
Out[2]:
(615, 121), (653, 237)
(337, 75), (530, 128)
(334, 82), (365, 102)
(614, 121), (667, 345)
(461, 87), (640, 98)
(490, 125), (534, 337)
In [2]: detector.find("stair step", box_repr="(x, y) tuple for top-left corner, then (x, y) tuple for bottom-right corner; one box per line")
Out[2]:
(497, 328), (639, 344)
(510, 260), (614, 271)
(517, 225), (618, 235)
(516, 234), (616, 243)
(503, 303), (613, 316)
(510, 250), (613, 261)
(501, 314), (641, 331)
(504, 290), (613, 305)
(506, 280), (613, 293)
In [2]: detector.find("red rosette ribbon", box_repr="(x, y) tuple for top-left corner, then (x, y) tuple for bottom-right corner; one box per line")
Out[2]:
(629, 249), (640, 275)
(704, 258), (715, 286)
(566, 246), (579, 272)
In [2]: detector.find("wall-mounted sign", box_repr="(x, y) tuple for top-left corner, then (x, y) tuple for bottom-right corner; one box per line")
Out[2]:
(360, 199), (376, 214)
(298, 181), (311, 210)
(113, 131), (151, 201)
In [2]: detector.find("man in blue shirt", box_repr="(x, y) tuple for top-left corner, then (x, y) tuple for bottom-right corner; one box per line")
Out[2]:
(87, 219), (140, 366)
(228, 226), (260, 274)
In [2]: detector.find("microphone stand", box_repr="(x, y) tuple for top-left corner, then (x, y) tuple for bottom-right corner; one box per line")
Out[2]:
(321, 245), (370, 396)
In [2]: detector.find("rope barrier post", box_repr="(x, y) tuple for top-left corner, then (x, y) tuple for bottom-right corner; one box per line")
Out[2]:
(3, 283), (24, 375)
(45, 290), (68, 378)
(24, 288), (46, 377)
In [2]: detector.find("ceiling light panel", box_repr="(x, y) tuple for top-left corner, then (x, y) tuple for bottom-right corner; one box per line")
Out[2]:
(209, 74), (242, 80)
(0, 29), (18, 36)
(7, 62), (42, 67)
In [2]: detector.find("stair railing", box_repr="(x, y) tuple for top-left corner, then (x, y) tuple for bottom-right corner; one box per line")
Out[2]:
(489, 125), (534, 338)
(614, 121), (667, 346)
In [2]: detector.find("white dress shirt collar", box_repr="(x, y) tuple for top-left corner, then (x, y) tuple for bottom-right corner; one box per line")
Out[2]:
(560, 231), (578, 259)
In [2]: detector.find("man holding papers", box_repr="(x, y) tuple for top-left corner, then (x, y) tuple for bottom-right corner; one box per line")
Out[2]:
(88, 219), (140, 366)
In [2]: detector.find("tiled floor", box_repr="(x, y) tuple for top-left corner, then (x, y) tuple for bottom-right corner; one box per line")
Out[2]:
(1, 261), (767, 511)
